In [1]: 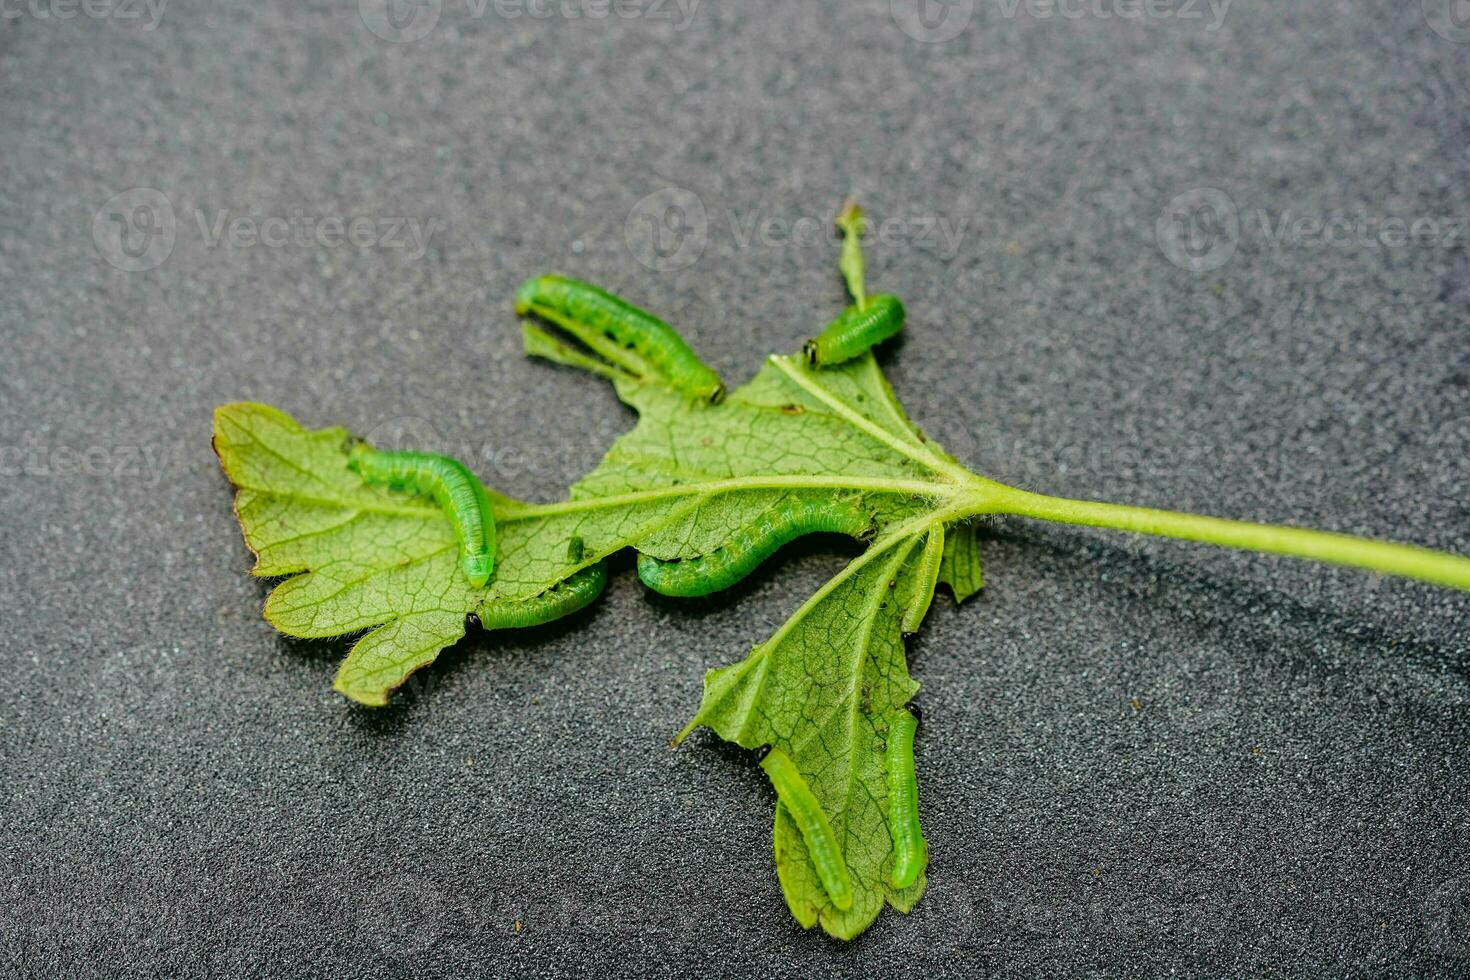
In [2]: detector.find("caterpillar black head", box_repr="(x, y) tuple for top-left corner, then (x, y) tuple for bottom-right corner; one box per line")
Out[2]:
(755, 744), (772, 762)
(905, 702), (922, 728)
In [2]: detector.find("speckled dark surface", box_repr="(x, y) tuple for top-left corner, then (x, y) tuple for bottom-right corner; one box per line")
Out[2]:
(3, 1), (1469, 976)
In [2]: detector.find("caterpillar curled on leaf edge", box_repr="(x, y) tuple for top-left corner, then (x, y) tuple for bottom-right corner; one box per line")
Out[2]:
(515, 274), (725, 403)
(348, 445), (497, 588)
(758, 746), (855, 912)
(473, 562), (609, 630)
(636, 498), (875, 597)
(885, 705), (927, 890)
(900, 526), (945, 635)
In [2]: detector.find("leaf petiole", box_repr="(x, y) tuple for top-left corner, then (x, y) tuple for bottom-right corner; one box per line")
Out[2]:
(963, 482), (1470, 591)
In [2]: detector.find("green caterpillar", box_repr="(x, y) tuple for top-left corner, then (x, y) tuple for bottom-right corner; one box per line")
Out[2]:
(803, 294), (905, 367)
(475, 562), (608, 629)
(636, 498), (874, 597)
(900, 526), (945, 635)
(348, 445), (497, 588)
(515, 274), (725, 403)
(759, 746), (854, 911)
(885, 705), (927, 889)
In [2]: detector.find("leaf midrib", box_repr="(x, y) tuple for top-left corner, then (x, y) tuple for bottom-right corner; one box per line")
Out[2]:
(770, 355), (972, 483)
(504, 474), (953, 523)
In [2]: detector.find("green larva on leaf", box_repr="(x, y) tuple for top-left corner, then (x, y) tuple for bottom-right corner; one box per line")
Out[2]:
(885, 705), (927, 889)
(476, 562), (607, 629)
(803, 294), (906, 367)
(759, 746), (855, 911)
(515, 273), (726, 403)
(348, 445), (497, 588)
(636, 498), (874, 597)
(900, 526), (945, 635)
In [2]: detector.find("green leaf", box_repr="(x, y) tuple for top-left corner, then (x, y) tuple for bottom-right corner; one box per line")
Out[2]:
(681, 521), (934, 937)
(212, 401), (595, 706)
(215, 346), (975, 935)
(216, 205), (1470, 941)
(939, 519), (985, 603)
(549, 347), (976, 937)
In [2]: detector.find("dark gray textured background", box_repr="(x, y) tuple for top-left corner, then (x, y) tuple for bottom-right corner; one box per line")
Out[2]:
(3, 0), (1469, 975)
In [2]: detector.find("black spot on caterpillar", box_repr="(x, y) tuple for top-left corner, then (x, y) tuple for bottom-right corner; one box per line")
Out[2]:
(760, 747), (854, 911)
(803, 294), (906, 367)
(885, 705), (926, 889)
(636, 498), (874, 597)
(348, 445), (496, 588)
(475, 562), (608, 630)
(515, 274), (725, 402)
